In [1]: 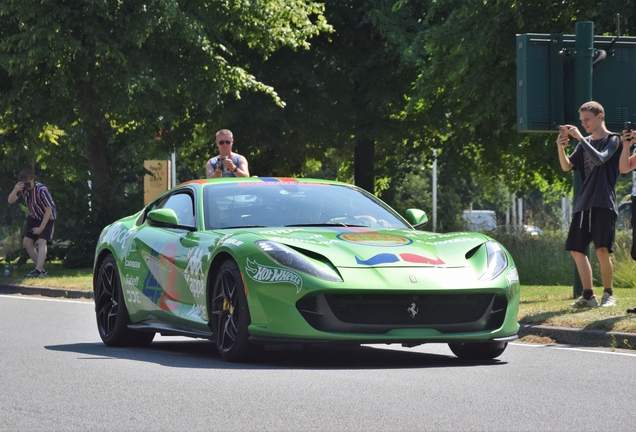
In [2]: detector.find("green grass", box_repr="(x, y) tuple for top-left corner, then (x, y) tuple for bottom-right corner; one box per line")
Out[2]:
(4, 262), (636, 333)
(519, 285), (636, 333)
(1, 262), (92, 290)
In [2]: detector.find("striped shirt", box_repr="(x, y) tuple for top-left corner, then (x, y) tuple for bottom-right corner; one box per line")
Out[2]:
(19, 182), (57, 221)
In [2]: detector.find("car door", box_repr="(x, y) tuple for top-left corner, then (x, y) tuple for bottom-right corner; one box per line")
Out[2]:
(131, 189), (200, 326)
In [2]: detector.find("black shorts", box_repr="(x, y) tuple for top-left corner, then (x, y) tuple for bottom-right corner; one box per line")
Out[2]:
(565, 207), (616, 254)
(21, 216), (55, 246)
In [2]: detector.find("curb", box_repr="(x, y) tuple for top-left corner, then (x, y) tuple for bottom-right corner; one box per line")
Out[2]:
(0, 282), (93, 300)
(2, 282), (635, 350)
(518, 323), (636, 350)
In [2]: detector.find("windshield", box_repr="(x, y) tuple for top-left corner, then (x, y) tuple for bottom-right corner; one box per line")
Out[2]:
(203, 181), (410, 230)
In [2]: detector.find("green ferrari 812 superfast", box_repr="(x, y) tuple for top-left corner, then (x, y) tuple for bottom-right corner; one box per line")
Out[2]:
(93, 177), (519, 362)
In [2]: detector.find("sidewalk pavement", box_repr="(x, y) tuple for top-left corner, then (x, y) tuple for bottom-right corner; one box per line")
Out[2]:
(2, 281), (636, 350)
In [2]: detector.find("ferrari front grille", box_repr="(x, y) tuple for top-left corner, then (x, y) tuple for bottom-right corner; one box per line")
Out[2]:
(296, 293), (508, 334)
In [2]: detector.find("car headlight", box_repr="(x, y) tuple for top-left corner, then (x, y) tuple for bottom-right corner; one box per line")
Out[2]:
(255, 241), (342, 282)
(478, 241), (508, 281)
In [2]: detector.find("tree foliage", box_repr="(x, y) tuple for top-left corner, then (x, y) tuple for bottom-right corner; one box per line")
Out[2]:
(188, 0), (426, 191)
(0, 0), (329, 266)
(1, 0), (634, 265)
(404, 0), (635, 192)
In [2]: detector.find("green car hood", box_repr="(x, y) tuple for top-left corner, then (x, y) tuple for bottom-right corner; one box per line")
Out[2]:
(252, 228), (489, 268)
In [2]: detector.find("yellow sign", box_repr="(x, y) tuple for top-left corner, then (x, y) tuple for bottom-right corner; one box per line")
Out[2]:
(144, 160), (172, 205)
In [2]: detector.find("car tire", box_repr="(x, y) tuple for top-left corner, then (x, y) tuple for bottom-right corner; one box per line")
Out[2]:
(210, 258), (254, 362)
(448, 342), (507, 360)
(94, 255), (155, 347)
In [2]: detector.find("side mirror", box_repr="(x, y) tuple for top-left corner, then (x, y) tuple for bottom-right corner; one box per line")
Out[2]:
(405, 208), (428, 228)
(147, 208), (179, 227)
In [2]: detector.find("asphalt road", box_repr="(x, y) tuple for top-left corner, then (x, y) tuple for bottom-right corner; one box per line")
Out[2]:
(2, 294), (636, 432)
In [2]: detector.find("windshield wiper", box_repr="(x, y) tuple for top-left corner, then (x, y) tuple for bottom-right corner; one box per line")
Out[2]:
(218, 225), (269, 229)
(284, 223), (368, 227)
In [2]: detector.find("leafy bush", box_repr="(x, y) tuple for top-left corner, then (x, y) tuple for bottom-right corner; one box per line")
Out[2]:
(0, 226), (23, 265)
(490, 230), (636, 288)
(611, 231), (636, 288)
(490, 231), (573, 286)
(2, 224), (69, 266)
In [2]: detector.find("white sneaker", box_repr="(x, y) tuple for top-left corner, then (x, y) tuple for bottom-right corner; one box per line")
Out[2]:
(570, 295), (599, 308)
(600, 292), (616, 307)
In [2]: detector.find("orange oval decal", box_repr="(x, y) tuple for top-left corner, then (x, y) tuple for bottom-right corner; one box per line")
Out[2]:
(337, 232), (412, 246)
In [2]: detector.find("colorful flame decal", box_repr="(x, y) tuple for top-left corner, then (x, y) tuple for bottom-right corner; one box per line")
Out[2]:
(182, 179), (208, 185)
(355, 253), (445, 266)
(400, 253), (445, 265)
(355, 253), (400, 265)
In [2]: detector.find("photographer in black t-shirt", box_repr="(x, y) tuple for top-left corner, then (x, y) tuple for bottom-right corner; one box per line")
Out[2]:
(557, 101), (621, 309)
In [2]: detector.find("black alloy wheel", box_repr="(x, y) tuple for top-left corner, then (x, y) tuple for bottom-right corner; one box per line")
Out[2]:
(210, 259), (253, 362)
(94, 255), (154, 346)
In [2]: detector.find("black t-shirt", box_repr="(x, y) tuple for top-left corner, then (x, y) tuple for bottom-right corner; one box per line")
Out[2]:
(569, 134), (621, 215)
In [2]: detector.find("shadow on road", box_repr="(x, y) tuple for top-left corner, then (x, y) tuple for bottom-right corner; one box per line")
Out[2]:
(45, 339), (507, 370)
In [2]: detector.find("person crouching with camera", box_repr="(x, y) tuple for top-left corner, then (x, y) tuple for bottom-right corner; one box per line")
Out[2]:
(7, 169), (57, 278)
(205, 129), (250, 178)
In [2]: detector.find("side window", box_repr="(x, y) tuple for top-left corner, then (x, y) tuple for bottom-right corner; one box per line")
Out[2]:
(136, 199), (162, 226)
(160, 192), (195, 227)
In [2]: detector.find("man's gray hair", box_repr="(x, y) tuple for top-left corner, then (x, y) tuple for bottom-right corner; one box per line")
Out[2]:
(216, 129), (234, 140)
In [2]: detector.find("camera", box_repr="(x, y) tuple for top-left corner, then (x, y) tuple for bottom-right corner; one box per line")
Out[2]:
(625, 122), (635, 131)
(218, 156), (229, 172)
(23, 181), (32, 189)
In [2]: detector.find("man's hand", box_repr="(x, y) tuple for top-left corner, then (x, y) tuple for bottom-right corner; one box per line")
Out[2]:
(557, 127), (570, 148)
(561, 124), (584, 141)
(8, 182), (24, 204)
(13, 181), (25, 193)
(221, 158), (235, 171)
(557, 134), (569, 148)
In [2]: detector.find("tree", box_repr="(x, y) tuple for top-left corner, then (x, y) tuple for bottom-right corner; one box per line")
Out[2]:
(189, 0), (426, 194)
(403, 0), (635, 192)
(0, 0), (330, 265)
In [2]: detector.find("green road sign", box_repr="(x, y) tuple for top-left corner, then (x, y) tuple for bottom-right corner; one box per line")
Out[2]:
(517, 33), (636, 133)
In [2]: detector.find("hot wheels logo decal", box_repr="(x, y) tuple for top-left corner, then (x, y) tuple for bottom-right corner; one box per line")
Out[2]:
(245, 258), (303, 294)
(337, 232), (412, 247)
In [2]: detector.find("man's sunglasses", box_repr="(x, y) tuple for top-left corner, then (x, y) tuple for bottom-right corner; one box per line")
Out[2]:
(218, 140), (232, 145)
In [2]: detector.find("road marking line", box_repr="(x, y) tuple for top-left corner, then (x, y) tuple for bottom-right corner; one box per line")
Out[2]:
(0, 294), (92, 304)
(511, 342), (636, 357)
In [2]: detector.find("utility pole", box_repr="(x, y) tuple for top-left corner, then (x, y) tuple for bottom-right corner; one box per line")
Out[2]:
(432, 149), (437, 232)
(571, 21), (594, 298)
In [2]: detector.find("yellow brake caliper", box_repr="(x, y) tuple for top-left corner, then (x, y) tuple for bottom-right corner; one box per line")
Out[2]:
(223, 298), (234, 315)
